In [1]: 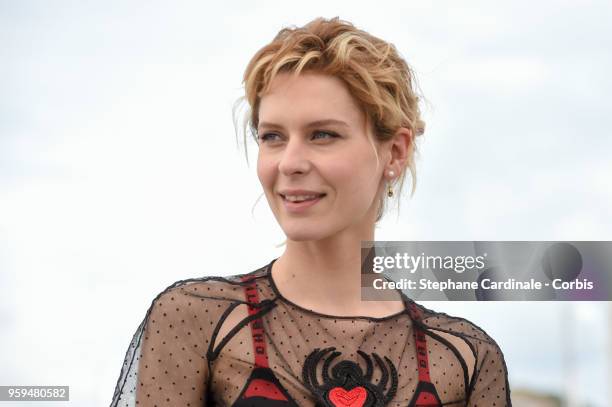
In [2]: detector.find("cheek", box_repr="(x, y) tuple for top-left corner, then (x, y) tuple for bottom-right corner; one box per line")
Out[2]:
(326, 163), (356, 192)
(256, 160), (263, 185)
(326, 151), (379, 197)
(256, 155), (274, 190)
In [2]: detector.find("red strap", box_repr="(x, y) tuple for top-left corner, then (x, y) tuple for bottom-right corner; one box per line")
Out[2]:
(241, 275), (269, 368)
(407, 302), (432, 383)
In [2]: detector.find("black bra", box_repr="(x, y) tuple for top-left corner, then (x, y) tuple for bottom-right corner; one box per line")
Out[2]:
(230, 274), (442, 407)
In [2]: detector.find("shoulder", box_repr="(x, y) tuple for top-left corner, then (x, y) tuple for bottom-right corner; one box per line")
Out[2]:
(410, 302), (512, 402)
(411, 300), (502, 349)
(143, 263), (271, 323)
(151, 264), (270, 304)
(407, 299), (508, 384)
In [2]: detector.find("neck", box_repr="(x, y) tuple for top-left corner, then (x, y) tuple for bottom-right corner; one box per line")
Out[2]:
(271, 222), (402, 317)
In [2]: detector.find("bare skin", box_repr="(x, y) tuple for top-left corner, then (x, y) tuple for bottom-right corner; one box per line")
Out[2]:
(256, 72), (412, 318)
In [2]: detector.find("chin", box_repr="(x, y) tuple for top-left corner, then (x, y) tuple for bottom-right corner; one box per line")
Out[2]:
(283, 229), (325, 242)
(281, 222), (336, 242)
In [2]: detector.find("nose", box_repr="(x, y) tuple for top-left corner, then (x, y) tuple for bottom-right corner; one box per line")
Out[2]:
(278, 136), (312, 176)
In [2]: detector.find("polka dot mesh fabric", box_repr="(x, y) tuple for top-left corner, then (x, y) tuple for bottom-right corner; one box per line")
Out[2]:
(110, 259), (511, 406)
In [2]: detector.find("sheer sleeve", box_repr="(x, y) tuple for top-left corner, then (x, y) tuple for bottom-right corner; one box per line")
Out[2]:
(110, 279), (229, 407)
(466, 340), (511, 407)
(136, 285), (211, 406)
(417, 302), (512, 407)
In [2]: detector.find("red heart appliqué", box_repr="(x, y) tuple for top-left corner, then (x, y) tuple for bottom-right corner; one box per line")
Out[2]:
(328, 386), (367, 407)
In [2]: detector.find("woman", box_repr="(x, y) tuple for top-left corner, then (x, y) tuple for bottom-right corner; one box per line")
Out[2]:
(111, 17), (511, 407)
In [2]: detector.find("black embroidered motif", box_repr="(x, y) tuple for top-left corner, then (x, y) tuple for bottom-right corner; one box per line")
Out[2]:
(302, 347), (398, 407)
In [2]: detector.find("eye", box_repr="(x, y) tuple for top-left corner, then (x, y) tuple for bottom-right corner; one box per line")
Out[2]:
(258, 133), (281, 143)
(312, 130), (339, 140)
(258, 131), (339, 143)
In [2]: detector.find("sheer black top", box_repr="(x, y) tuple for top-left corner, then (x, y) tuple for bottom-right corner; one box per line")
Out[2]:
(110, 258), (511, 406)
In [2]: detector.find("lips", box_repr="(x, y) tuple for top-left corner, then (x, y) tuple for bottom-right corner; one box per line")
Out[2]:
(278, 189), (327, 202)
(279, 192), (326, 213)
(280, 193), (326, 203)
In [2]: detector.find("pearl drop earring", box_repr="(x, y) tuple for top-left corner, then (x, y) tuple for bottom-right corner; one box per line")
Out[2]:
(387, 170), (395, 198)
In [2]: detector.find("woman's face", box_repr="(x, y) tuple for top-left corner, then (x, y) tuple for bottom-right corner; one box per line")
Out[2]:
(256, 72), (387, 242)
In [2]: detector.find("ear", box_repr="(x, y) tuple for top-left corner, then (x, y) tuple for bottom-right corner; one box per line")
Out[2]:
(386, 127), (413, 175)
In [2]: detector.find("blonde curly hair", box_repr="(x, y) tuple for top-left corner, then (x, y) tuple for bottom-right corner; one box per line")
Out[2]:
(234, 16), (425, 222)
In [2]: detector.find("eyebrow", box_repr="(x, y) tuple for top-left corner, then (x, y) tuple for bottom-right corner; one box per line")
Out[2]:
(258, 119), (350, 131)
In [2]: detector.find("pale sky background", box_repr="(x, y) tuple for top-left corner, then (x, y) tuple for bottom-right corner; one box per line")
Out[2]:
(1, 1), (611, 406)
